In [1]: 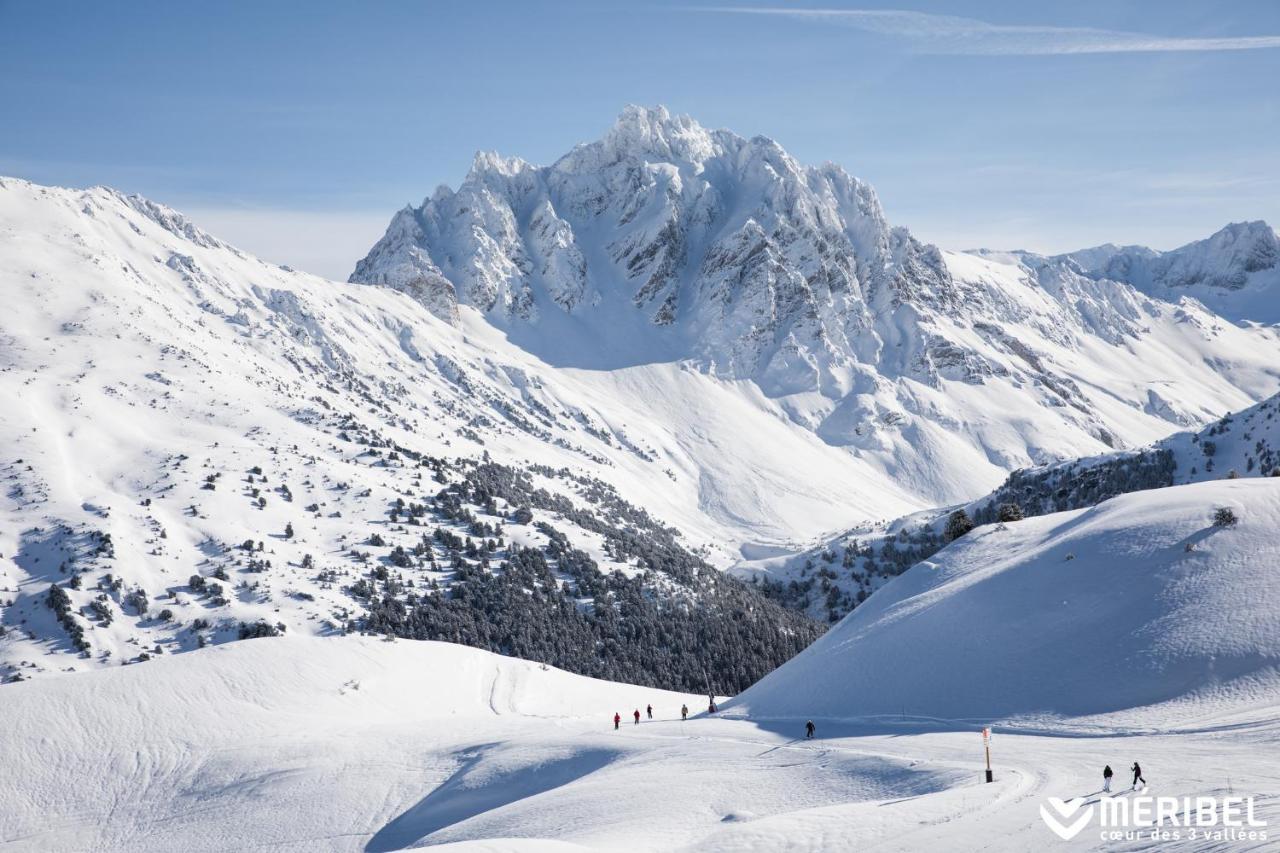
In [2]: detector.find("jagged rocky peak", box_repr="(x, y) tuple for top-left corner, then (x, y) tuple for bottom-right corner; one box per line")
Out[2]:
(598, 104), (720, 165)
(350, 105), (956, 390)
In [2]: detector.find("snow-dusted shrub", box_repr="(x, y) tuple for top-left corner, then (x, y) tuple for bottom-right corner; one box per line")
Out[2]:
(944, 509), (974, 542)
(238, 620), (283, 640)
(124, 588), (149, 616)
(996, 502), (1024, 522)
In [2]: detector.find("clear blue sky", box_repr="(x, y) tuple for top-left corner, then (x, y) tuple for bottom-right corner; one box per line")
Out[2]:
(3, 0), (1279, 279)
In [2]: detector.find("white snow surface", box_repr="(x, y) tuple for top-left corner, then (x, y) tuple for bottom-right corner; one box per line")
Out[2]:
(3, 618), (1278, 851)
(730, 479), (1280, 728)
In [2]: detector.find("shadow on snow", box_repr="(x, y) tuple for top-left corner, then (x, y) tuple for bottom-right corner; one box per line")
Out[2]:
(364, 743), (619, 852)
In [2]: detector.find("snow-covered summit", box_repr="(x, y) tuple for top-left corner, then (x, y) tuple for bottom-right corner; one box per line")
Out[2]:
(351, 110), (1280, 509)
(351, 105), (953, 397)
(596, 103), (721, 165)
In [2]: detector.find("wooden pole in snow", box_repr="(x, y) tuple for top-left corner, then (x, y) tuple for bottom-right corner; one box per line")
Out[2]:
(983, 727), (993, 782)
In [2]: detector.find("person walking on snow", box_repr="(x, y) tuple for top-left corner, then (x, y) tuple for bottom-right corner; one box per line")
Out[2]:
(805, 720), (816, 739)
(1102, 765), (1113, 793)
(1131, 762), (1146, 790)
(647, 704), (653, 720)
(681, 704), (688, 721)
(613, 712), (620, 731)
(633, 709), (641, 725)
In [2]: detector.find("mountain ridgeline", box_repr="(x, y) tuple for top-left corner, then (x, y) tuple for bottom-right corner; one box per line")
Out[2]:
(0, 175), (822, 693)
(759, 392), (1280, 623)
(351, 105), (1280, 511)
(351, 105), (954, 398)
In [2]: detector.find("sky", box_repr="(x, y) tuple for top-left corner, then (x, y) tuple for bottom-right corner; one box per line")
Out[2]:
(2, 0), (1279, 280)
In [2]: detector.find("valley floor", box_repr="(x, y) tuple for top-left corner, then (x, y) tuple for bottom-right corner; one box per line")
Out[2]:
(2, 637), (1277, 852)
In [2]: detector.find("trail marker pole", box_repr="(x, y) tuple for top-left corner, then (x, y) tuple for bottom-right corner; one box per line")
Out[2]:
(983, 727), (994, 783)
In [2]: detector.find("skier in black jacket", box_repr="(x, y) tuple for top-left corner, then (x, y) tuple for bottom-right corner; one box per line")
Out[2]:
(1131, 762), (1146, 789)
(1103, 765), (1113, 793)
(805, 720), (816, 739)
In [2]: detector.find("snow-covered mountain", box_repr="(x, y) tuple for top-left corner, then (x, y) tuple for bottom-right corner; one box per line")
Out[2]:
(731, 477), (1280, 727)
(1059, 220), (1280, 325)
(6, 121), (1280, 850)
(0, 176), (822, 691)
(353, 105), (1280, 509)
(5, 108), (1280, 690)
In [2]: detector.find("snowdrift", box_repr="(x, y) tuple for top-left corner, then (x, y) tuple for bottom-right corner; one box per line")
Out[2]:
(0, 634), (688, 739)
(0, 636), (703, 851)
(730, 479), (1280, 724)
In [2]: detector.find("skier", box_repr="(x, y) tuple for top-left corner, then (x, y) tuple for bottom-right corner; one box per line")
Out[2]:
(613, 712), (620, 731)
(1102, 765), (1113, 793)
(681, 704), (688, 721)
(1131, 761), (1146, 790)
(647, 704), (653, 720)
(805, 720), (816, 739)
(633, 709), (641, 725)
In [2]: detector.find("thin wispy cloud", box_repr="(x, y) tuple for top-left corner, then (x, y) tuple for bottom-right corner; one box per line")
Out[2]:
(704, 8), (1280, 55)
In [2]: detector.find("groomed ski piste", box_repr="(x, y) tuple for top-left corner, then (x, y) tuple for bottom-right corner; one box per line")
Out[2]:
(4, 478), (1278, 851)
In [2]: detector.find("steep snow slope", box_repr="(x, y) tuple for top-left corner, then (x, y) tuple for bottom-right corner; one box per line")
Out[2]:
(354, 106), (1280, 508)
(0, 176), (904, 555)
(0, 176), (828, 689)
(746, 390), (1280, 624)
(962, 389), (1280, 525)
(1062, 221), (1280, 325)
(730, 479), (1280, 726)
(1158, 391), (1280, 480)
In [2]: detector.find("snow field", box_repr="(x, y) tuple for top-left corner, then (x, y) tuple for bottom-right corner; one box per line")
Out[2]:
(2, 633), (1277, 851)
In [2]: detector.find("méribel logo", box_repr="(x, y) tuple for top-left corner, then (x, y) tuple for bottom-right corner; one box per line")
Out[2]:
(1040, 797), (1094, 841)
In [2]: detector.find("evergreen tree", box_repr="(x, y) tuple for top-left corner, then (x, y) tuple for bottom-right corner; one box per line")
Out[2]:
(944, 509), (974, 542)
(996, 502), (1024, 522)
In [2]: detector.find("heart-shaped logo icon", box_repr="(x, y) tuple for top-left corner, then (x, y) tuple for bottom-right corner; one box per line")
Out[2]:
(1040, 797), (1093, 841)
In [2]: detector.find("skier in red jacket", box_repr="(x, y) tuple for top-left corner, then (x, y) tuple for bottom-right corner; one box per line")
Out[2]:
(613, 713), (620, 730)
(633, 709), (641, 725)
